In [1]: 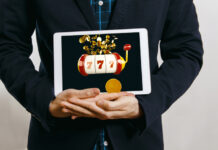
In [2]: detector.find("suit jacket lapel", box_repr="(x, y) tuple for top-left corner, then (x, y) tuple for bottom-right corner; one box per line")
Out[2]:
(75, 0), (98, 30)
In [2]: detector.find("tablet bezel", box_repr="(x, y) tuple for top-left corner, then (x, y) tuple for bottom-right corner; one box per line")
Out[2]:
(54, 28), (151, 96)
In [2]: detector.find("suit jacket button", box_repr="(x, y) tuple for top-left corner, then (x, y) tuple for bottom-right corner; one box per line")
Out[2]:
(98, 1), (104, 6)
(104, 140), (108, 146)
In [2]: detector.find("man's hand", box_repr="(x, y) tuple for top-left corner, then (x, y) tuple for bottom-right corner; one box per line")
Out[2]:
(49, 88), (100, 118)
(62, 92), (133, 119)
(63, 93), (143, 120)
(96, 95), (143, 119)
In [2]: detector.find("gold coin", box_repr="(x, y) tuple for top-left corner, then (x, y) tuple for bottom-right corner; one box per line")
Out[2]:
(83, 46), (89, 51)
(91, 35), (97, 40)
(79, 35), (87, 43)
(92, 41), (96, 46)
(106, 35), (110, 39)
(105, 79), (122, 93)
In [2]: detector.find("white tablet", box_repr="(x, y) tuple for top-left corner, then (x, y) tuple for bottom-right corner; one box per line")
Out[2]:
(53, 28), (151, 96)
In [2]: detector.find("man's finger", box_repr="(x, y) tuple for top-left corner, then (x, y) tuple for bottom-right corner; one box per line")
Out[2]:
(61, 101), (97, 118)
(71, 116), (79, 120)
(64, 88), (100, 99)
(74, 92), (129, 103)
(62, 108), (81, 116)
(96, 97), (127, 111)
(62, 108), (93, 119)
(103, 111), (126, 120)
(75, 92), (126, 102)
(97, 92), (133, 101)
(68, 98), (106, 115)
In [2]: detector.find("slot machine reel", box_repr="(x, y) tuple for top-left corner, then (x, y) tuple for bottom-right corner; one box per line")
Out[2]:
(78, 44), (132, 76)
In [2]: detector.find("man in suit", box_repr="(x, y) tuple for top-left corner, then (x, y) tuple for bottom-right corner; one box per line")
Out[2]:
(0, 0), (203, 150)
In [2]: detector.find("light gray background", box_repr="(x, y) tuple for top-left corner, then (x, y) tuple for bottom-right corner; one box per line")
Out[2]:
(0, 1), (217, 150)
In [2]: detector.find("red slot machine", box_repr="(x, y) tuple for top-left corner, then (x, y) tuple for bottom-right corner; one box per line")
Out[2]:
(78, 44), (131, 76)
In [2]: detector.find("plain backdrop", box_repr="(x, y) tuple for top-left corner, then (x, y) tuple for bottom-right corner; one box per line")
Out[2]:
(0, 1), (217, 150)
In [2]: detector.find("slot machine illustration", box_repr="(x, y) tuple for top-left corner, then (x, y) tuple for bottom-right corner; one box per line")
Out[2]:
(78, 44), (131, 76)
(76, 34), (132, 93)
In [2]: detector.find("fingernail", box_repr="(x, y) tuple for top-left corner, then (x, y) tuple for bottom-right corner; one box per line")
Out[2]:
(72, 116), (77, 120)
(87, 89), (100, 96)
(94, 88), (100, 94)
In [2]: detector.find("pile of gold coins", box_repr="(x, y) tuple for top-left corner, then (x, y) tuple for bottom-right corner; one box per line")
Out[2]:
(79, 34), (118, 55)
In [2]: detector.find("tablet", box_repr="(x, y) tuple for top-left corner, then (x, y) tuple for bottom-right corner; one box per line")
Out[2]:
(54, 28), (151, 96)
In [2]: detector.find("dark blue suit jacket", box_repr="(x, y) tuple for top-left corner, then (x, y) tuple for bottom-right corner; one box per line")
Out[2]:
(0, 0), (203, 150)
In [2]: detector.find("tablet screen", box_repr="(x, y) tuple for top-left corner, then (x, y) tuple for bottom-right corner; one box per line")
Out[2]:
(61, 32), (142, 92)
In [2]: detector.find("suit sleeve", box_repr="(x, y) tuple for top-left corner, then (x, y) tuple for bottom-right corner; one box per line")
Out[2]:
(131, 0), (204, 135)
(0, 0), (56, 132)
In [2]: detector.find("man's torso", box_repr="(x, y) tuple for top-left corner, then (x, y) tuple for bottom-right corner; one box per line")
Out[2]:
(30, 0), (169, 149)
